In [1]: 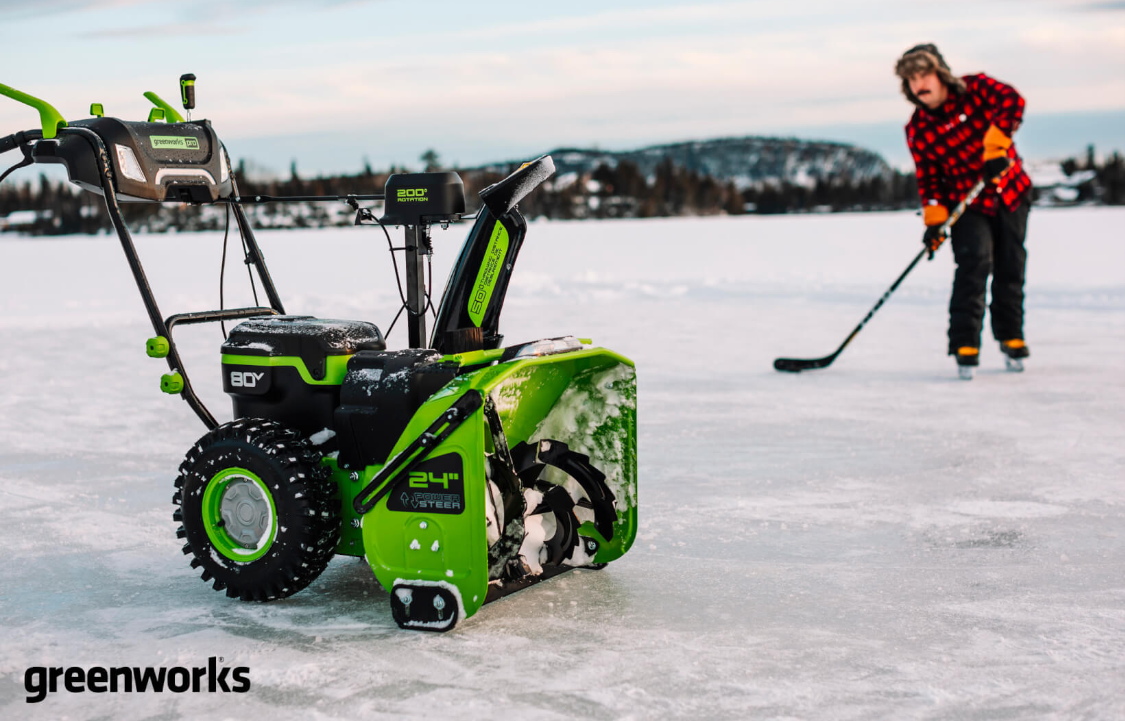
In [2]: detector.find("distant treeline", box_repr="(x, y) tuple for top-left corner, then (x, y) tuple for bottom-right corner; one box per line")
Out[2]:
(1059, 147), (1125, 204)
(3, 149), (1123, 236)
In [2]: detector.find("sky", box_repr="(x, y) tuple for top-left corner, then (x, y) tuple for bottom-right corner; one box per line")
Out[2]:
(1, 0), (1123, 176)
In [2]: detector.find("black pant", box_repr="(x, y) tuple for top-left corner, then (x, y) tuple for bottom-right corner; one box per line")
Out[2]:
(947, 201), (1029, 353)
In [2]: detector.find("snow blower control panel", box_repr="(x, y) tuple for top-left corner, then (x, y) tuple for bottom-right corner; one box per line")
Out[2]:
(30, 117), (231, 203)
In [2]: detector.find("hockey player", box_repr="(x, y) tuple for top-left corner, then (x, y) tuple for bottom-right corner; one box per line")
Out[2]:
(895, 44), (1033, 378)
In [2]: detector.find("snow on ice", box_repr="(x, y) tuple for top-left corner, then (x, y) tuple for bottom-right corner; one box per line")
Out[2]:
(0, 208), (1123, 719)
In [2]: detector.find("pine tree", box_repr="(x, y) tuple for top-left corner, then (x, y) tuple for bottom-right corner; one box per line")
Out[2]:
(421, 149), (441, 172)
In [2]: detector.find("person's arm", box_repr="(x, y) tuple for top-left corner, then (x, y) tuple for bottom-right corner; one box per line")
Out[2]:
(975, 74), (1025, 135)
(975, 75), (1026, 181)
(907, 123), (948, 211)
(907, 123), (951, 259)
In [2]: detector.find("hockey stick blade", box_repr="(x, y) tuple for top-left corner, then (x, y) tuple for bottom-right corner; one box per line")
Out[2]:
(773, 355), (837, 373)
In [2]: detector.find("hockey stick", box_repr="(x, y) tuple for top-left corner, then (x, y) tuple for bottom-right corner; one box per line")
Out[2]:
(773, 177), (988, 373)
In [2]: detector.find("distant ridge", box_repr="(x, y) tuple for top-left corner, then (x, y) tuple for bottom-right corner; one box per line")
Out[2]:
(476, 136), (894, 189)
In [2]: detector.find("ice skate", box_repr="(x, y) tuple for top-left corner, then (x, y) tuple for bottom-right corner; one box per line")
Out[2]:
(955, 346), (979, 380)
(1000, 339), (1029, 373)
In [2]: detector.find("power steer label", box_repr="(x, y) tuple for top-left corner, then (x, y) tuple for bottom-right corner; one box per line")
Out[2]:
(150, 135), (200, 150)
(387, 453), (465, 515)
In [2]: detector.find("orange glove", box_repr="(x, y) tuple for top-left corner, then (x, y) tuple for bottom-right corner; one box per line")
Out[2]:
(922, 204), (949, 260)
(923, 204), (949, 227)
(982, 125), (1012, 183)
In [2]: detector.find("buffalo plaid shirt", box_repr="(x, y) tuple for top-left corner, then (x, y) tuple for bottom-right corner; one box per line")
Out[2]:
(905, 74), (1032, 215)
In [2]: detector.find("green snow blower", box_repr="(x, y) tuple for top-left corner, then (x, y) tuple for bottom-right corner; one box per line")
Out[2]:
(0, 78), (637, 631)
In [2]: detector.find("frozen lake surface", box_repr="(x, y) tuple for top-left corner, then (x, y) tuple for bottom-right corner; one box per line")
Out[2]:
(1, 207), (1123, 719)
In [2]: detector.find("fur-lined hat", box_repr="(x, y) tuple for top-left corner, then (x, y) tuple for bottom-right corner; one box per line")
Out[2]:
(895, 43), (966, 107)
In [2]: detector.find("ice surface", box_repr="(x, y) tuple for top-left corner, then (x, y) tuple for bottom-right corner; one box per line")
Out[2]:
(1, 208), (1124, 718)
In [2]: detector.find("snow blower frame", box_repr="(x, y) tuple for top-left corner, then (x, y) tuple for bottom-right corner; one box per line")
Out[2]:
(0, 79), (637, 631)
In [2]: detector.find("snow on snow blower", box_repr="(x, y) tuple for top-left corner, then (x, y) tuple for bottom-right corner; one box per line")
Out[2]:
(0, 79), (637, 631)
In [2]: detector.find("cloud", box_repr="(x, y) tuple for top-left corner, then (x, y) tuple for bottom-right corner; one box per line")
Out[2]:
(77, 21), (244, 38)
(1079, 1), (1125, 9)
(1, 0), (1122, 170)
(0, 0), (148, 20)
(0, 0), (378, 14)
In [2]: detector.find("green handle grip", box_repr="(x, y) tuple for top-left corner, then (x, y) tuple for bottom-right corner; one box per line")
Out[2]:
(146, 336), (170, 358)
(161, 372), (184, 394)
(0, 82), (67, 139)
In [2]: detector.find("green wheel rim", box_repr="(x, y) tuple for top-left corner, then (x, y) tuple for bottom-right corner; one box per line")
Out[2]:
(202, 467), (278, 563)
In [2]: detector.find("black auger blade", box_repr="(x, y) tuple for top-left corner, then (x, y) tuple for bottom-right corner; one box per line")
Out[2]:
(511, 439), (617, 542)
(535, 485), (579, 565)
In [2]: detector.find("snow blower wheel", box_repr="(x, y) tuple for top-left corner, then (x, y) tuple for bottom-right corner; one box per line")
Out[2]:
(174, 419), (340, 601)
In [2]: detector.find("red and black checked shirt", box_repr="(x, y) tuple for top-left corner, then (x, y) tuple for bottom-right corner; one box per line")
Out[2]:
(905, 74), (1032, 215)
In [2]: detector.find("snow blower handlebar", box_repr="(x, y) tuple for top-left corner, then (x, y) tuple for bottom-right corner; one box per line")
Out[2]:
(0, 130), (36, 186)
(143, 92), (185, 123)
(0, 131), (27, 155)
(0, 82), (67, 139)
(0, 81), (58, 166)
(0, 78), (288, 429)
(219, 193), (386, 204)
(2, 79), (559, 426)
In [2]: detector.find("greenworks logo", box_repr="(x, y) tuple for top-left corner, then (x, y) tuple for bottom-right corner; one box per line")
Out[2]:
(397, 188), (428, 203)
(409, 471), (459, 489)
(150, 136), (200, 150)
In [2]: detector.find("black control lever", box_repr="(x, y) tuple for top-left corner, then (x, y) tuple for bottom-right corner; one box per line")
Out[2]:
(180, 74), (196, 121)
(0, 131), (26, 154)
(0, 131), (34, 184)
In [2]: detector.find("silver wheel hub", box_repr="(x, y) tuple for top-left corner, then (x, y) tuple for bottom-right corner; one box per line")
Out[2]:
(220, 477), (271, 548)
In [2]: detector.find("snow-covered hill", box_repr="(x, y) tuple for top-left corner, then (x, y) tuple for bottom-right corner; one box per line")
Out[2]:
(480, 136), (895, 190)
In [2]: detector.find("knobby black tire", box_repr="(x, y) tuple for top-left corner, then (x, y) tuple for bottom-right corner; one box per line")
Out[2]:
(173, 418), (340, 602)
